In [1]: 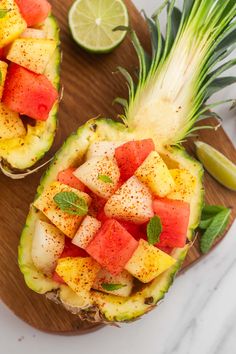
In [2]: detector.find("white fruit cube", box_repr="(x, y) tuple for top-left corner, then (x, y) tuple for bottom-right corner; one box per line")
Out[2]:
(74, 156), (120, 199)
(7, 38), (57, 74)
(21, 29), (46, 39)
(86, 141), (122, 160)
(32, 220), (65, 275)
(104, 176), (154, 224)
(34, 182), (91, 238)
(125, 239), (176, 283)
(0, 102), (26, 139)
(93, 269), (133, 297)
(168, 169), (197, 202)
(72, 215), (101, 249)
(56, 257), (100, 296)
(0, 61), (8, 100)
(135, 151), (175, 197)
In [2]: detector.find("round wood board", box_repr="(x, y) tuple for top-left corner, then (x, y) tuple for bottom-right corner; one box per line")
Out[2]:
(0, 0), (235, 333)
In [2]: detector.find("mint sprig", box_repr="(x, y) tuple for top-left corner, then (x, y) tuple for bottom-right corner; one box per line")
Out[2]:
(101, 283), (126, 291)
(53, 191), (88, 216)
(0, 70), (2, 85)
(0, 9), (10, 18)
(147, 215), (162, 245)
(98, 174), (113, 183)
(200, 205), (231, 254)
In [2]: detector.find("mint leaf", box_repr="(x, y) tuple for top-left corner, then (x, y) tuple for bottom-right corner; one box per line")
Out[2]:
(53, 191), (88, 216)
(201, 205), (226, 220)
(200, 208), (231, 254)
(199, 218), (213, 230)
(0, 9), (10, 18)
(147, 216), (162, 245)
(0, 70), (2, 85)
(98, 174), (113, 183)
(101, 283), (126, 291)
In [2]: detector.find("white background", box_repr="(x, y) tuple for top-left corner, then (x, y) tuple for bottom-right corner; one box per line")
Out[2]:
(1, 1), (236, 353)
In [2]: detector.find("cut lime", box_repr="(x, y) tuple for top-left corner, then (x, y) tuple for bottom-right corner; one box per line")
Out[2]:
(68, 0), (129, 53)
(195, 141), (236, 191)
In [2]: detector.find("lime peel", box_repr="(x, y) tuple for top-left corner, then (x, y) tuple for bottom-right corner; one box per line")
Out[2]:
(195, 141), (236, 191)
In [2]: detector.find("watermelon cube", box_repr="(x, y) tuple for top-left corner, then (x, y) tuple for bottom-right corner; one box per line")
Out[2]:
(15, 0), (51, 27)
(86, 219), (138, 275)
(3, 64), (58, 121)
(115, 139), (155, 180)
(60, 238), (88, 258)
(153, 198), (190, 248)
(57, 168), (86, 191)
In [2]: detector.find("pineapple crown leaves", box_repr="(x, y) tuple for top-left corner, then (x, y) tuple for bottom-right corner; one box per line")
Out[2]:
(115, 0), (236, 146)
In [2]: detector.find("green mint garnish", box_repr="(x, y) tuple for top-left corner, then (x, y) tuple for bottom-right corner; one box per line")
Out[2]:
(98, 174), (113, 183)
(53, 191), (88, 216)
(147, 215), (162, 245)
(0, 70), (2, 85)
(0, 9), (10, 18)
(200, 207), (231, 254)
(101, 283), (126, 291)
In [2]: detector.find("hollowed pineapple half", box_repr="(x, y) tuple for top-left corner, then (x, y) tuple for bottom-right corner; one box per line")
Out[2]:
(19, 0), (236, 324)
(0, 7), (60, 173)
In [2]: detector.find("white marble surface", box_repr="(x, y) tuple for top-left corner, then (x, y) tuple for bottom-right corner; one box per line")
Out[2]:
(1, 1), (236, 353)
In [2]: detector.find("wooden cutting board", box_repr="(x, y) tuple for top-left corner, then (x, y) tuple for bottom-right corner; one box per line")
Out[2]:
(0, 0), (235, 333)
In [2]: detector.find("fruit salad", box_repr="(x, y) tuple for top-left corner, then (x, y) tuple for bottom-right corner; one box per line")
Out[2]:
(0, 0), (60, 171)
(31, 139), (195, 301)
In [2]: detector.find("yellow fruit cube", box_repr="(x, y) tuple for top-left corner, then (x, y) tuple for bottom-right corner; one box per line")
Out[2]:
(135, 151), (175, 197)
(168, 169), (197, 202)
(93, 269), (133, 297)
(0, 0), (27, 47)
(0, 61), (8, 100)
(56, 257), (100, 296)
(125, 239), (176, 283)
(34, 182), (91, 238)
(0, 102), (26, 139)
(7, 38), (57, 74)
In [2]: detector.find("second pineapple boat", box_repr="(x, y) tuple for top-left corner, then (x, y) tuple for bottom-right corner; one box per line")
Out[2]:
(19, 0), (236, 324)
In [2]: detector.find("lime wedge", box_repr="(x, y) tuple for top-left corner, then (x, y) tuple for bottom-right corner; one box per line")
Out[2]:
(195, 141), (236, 191)
(68, 0), (129, 53)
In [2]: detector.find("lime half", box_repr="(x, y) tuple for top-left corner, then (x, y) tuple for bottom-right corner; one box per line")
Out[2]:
(68, 0), (129, 53)
(195, 141), (236, 191)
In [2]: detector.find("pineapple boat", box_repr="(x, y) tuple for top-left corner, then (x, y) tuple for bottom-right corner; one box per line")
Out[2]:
(19, 0), (236, 324)
(0, 0), (60, 173)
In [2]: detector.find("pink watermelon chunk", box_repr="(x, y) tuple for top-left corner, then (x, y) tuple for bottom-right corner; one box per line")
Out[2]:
(115, 139), (155, 180)
(15, 0), (51, 27)
(57, 168), (85, 191)
(86, 219), (138, 275)
(3, 64), (58, 121)
(153, 198), (190, 248)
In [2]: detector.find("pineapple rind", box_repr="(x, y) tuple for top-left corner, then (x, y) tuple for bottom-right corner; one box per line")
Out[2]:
(19, 118), (203, 322)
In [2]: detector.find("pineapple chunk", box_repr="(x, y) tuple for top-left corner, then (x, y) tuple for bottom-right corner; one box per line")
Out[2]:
(74, 156), (120, 199)
(34, 182), (91, 238)
(0, 102), (26, 139)
(0, 61), (8, 100)
(125, 239), (176, 283)
(168, 169), (197, 202)
(7, 38), (57, 74)
(93, 269), (133, 297)
(21, 29), (46, 39)
(135, 151), (175, 197)
(104, 176), (154, 224)
(0, 0), (27, 47)
(72, 215), (101, 249)
(86, 141), (122, 160)
(56, 257), (100, 297)
(32, 220), (65, 276)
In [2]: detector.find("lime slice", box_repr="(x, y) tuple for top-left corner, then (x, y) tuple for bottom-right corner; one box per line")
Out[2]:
(68, 0), (129, 53)
(195, 141), (236, 191)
